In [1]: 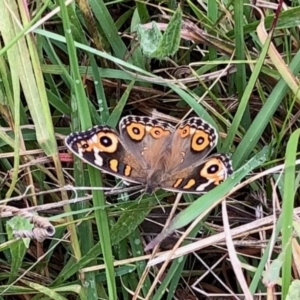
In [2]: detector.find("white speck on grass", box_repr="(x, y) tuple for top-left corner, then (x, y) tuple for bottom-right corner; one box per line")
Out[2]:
(243, 165), (250, 171)
(82, 281), (89, 287)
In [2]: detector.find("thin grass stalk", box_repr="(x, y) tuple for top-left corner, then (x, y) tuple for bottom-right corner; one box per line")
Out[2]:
(233, 49), (300, 167)
(19, 2), (67, 204)
(6, 67), (20, 199)
(0, 1), (49, 57)
(234, 0), (251, 128)
(155, 199), (206, 299)
(222, 27), (272, 161)
(145, 146), (270, 251)
(58, 1), (117, 298)
(89, 0), (127, 59)
(15, 0), (78, 248)
(274, 95), (297, 157)
(0, 1), (39, 202)
(17, 0), (82, 274)
(129, 230), (151, 297)
(281, 129), (300, 297)
(207, 0), (218, 81)
(56, 1), (98, 299)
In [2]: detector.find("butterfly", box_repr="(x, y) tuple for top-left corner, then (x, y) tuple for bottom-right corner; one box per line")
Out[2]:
(65, 115), (233, 194)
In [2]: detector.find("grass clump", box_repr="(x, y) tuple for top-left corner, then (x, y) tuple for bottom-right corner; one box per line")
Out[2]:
(0, 1), (299, 299)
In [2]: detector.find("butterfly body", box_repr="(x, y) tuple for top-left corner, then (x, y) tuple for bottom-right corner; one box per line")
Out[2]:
(65, 116), (233, 194)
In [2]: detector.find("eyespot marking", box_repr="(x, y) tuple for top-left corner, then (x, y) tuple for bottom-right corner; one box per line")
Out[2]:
(76, 140), (94, 155)
(191, 130), (211, 152)
(94, 132), (118, 153)
(148, 126), (171, 139)
(126, 122), (146, 141)
(200, 158), (225, 184)
(178, 125), (191, 138)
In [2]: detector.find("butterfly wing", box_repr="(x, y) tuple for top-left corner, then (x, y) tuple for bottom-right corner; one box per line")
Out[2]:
(65, 116), (233, 194)
(162, 153), (233, 193)
(161, 117), (232, 193)
(166, 117), (218, 171)
(119, 116), (174, 170)
(65, 125), (146, 184)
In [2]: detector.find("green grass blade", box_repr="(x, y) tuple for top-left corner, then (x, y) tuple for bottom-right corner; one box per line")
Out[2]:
(233, 49), (300, 167)
(221, 30), (272, 156)
(281, 129), (300, 297)
(146, 146), (270, 250)
(234, 0), (251, 128)
(58, 1), (116, 299)
(89, 0), (127, 59)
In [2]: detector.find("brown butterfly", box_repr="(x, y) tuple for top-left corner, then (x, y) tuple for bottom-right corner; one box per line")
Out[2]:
(65, 116), (233, 194)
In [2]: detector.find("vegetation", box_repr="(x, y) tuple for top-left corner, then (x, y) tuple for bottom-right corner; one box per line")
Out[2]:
(0, 0), (299, 299)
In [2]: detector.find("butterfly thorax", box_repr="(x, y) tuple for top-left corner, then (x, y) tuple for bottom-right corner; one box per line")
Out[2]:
(143, 151), (177, 194)
(142, 165), (166, 194)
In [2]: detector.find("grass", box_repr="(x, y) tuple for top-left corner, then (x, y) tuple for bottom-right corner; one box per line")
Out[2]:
(0, 0), (300, 299)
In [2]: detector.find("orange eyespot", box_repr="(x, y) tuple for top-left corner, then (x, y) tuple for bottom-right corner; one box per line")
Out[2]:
(191, 130), (210, 152)
(200, 158), (224, 184)
(178, 125), (190, 138)
(149, 126), (171, 138)
(126, 122), (145, 141)
(76, 140), (93, 152)
(94, 132), (119, 153)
